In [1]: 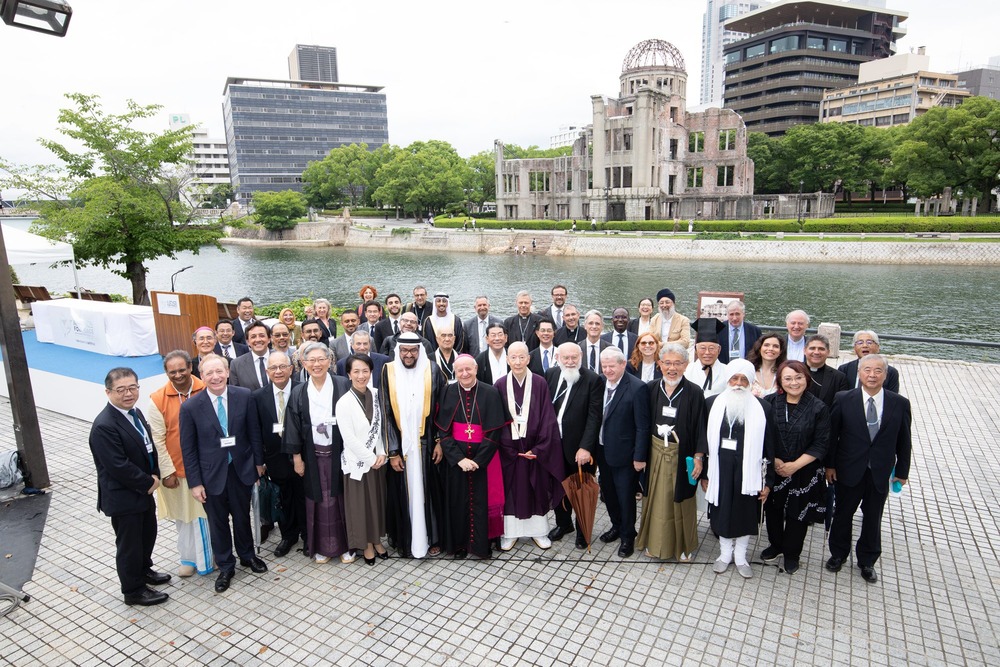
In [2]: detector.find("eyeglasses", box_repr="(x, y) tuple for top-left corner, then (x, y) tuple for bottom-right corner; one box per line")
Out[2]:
(660, 361), (686, 367)
(639, 341), (657, 346)
(855, 340), (877, 346)
(112, 385), (140, 395)
(305, 357), (329, 365)
(267, 364), (293, 372)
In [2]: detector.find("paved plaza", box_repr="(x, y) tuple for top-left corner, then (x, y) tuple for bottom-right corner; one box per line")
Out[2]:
(1, 355), (998, 666)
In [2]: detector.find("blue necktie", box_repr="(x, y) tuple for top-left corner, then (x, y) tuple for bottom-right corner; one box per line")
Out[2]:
(217, 396), (231, 463)
(128, 408), (154, 470)
(543, 349), (550, 372)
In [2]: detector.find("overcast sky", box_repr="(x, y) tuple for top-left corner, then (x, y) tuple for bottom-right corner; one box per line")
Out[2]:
(2, 0), (995, 169)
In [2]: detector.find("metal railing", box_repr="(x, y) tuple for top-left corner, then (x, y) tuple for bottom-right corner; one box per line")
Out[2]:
(758, 325), (1000, 350)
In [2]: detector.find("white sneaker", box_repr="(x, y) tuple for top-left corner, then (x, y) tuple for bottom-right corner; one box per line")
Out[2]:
(499, 536), (516, 551)
(532, 536), (552, 550)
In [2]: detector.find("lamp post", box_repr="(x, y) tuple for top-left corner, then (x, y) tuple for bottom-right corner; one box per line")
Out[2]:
(604, 185), (611, 222)
(796, 179), (804, 226)
(1, 0), (72, 36)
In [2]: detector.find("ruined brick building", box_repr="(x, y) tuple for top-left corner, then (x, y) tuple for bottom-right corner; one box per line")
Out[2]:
(496, 39), (758, 221)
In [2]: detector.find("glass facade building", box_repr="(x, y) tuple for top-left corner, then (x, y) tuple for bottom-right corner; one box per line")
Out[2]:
(222, 77), (388, 204)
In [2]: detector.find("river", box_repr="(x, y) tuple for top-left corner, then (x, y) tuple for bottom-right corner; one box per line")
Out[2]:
(6, 221), (997, 363)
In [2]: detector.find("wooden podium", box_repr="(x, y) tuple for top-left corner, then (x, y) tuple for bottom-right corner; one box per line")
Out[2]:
(150, 292), (219, 357)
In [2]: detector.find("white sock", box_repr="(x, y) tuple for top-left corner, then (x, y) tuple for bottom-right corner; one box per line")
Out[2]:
(717, 537), (735, 564)
(734, 535), (751, 566)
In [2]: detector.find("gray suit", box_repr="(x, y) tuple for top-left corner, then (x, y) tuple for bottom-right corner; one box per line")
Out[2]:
(463, 315), (503, 357)
(229, 352), (269, 391)
(330, 334), (353, 363)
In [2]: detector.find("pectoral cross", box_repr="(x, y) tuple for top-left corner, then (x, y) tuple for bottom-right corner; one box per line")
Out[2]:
(465, 424), (475, 441)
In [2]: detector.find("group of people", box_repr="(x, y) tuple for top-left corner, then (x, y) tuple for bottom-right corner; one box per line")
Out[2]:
(89, 284), (911, 606)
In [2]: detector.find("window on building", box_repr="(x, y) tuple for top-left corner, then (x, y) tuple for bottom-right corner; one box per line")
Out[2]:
(719, 129), (737, 150)
(892, 113), (910, 124)
(807, 37), (825, 50)
(582, 203), (590, 218)
(689, 131), (704, 153)
(746, 44), (765, 59)
(529, 172), (551, 192)
(717, 165), (736, 187)
(588, 170), (593, 189)
(669, 139), (679, 159)
(770, 36), (800, 54)
(875, 115), (892, 126)
(622, 167), (632, 188)
(668, 175), (676, 195)
(566, 173), (573, 192)
(829, 39), (848, 53)
(687, 167), (703, 188)
(623, 133), (632, 151)
(725, 51), (741, 65)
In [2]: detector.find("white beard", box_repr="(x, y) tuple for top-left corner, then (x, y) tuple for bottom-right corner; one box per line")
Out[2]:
(660, 307), (675, 318)
(664, 377), (681, 388)
(561, 366), (581, 386)
(722, 386), (749, 425)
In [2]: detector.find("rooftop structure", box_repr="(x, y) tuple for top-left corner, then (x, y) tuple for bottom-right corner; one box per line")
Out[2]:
(288, 44), (339, 83)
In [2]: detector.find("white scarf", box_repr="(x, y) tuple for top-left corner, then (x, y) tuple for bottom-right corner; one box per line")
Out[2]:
(505, 372), (532, 441)
(307, 377), (334, 445)
(394, 352), (428, 458)
(705, 392), (766, 504)
(553, 374), (576, 437)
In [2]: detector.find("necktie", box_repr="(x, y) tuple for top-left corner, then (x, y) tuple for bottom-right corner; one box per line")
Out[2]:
(703, 364), (713, 390)
(604, 387), (615, 415)
(277, 389), (286, 424)
(258, 356), (267, 386)
(393, 320), (400, 335)
(731, 327), (740, 355)
(589, 344), (596, 371)
(866, 397), (879, 440)
(217, 396), (230, 463)
(223, 344), (232, 360)
(128, 408), (154, 470)
(543, 349), (550, 372)
(617, 334), (625, 353)
(555, 308), (563, 328)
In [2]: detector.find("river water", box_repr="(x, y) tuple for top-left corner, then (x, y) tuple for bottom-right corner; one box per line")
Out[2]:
(5, 220), (997, 362)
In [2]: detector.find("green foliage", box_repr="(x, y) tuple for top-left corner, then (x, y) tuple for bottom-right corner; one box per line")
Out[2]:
(501, 144), (573, 159)
(467, 151), (496, 205)
(746, 133), (787, 195)
(206, 183), (234, 209)
(256, 296), (315, 320)
(696, 232), (743, 240)
(889, 97), (1000, 211)
(9, 266), (18, 284)
(444, 202), (466, 216)
(391, 227), (412, 236)
(252, 191), (308, 231)
(324, 206), (391, 218)
(302, 143), (374, 209)
(802, 217), (1000, 233)
(8, 93), (224, 305)
(373, 140), (472, 216)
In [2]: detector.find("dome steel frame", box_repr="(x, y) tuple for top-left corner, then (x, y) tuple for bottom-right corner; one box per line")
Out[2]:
(621, 39), (686, 73)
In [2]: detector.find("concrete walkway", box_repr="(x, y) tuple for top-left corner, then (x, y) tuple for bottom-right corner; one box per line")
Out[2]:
(1, 355), (998, 666)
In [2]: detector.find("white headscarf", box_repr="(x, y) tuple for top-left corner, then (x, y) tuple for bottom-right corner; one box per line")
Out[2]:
(705, 359), (767, 504)
(428, 294), (453, 334)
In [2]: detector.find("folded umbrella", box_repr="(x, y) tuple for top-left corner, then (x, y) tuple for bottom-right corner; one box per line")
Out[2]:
(561, 463), (600, 553)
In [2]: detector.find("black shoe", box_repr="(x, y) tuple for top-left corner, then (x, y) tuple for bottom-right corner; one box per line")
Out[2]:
(240, 556), (268, 573)
(599, 528), (620, 543)
(364, 555), (376, 566)
(376, 550), (389, 561)
(214, 570), (234, 593)
(825, 556), (844, 572)
(548, 525), (573, 541)
(784, 557), (800, 574)
(575, 533), (588, 550)
(860, 565), (878, 583)
(144, 570), (172, 586)
(760, 546), (782, 563)
(124, 586), (169, 606)
(274, 539), (296, 558)
(453, 550), (468, 560)
(618, 540), (635, 558)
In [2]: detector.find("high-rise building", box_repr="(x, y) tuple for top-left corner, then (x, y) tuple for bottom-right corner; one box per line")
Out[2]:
(288, 44), (339, 82)
(956, 59), (1000, 100)
(700, 0), (764, 105)
(168, 113), (231, 206)
(222, 76), (388, 204)
(722, 0), (908, 135)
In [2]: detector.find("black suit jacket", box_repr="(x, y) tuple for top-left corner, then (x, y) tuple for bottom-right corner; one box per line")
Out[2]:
(546, 367), (603, 463)
(504, 313), (542, 351)
(251, 381), (298, 482)
(422, 314), (467, 354)
(838, 359), (900, 394)
(578, 339), (611, 376)
(829, 388), (911, 491)
(476, 349), (509, 385)
(179, 386), (263, 496)
(554, 326), (585, 346)
(718, 322), (763, 364)
(282, 375), (352, 501)
(528, 346), (559, 376)
(601, 330), (638, 360)
(214, 341), (249, 359)
(230, 317), (256, 345)
(600, 373), (651, 467)
(808, 364), (849, 408)
(463, 315), (504, 357)
(372, 317), (401, 353)
(336, 351), (390, 380)
(89, 404), (159, 517)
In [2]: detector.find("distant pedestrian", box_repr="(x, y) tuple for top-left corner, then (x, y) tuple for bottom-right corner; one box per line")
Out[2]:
(532, 238), (537, 251)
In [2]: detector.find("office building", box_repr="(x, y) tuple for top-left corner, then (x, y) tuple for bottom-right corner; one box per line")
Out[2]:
(168, 113), (231, 206)
(700, 0), (765, 105)
(722, 0), (908, 135)
(956, 59), (1000, 100)
(288, 44), (339, 83)
(820, 50), (970, 127)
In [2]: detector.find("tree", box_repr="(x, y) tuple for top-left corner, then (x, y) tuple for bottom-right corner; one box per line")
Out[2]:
(373, 140), (471, 216)
(363, 144), (399, 207)
(0, 93), (223, 305)
(252, 190), (307, 231)
(780, 123), (889, 197)
(206, 183), (234, 209)
(890, 96), (1000, 211)
(466, 151), (496, 205)
(746, 132), (790, 194)
(501, 144), (573, 159)
(301, 143), (373, 209)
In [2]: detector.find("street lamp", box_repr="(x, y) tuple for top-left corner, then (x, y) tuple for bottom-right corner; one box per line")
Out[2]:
(604, 185), (611, 222)
(796, 179), (804, 226)
(1, 0), (72, 37)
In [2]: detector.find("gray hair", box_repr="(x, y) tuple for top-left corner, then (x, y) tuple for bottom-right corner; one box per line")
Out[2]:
(853, 330), (881, 346)
(659, 342), (688, 360)
(806, 334), (830, 350)
(786, 309), (811, 326)
(515, 290), (532, 300)
(104, 367), (138, 390)
(268, 351), (291, 366)
(300, 341), (333, 361)
(600, 347), (626, 364)
(162, 350), (192, 370)
(727, 300), (746, 313)
(584, 309), (603, 322)
(859, 353), (887, 371)
(312, 298), (331, 310)
(352, 330), (371, 342)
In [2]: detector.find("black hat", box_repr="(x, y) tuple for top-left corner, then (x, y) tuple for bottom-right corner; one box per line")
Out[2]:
(691, 317), (725, 345)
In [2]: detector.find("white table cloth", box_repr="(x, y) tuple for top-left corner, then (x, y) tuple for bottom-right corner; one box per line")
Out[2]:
(32, 299), (158, 357)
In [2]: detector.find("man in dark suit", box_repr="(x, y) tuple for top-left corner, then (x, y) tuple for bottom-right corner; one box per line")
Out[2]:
(422, 293), (467, 354)
(180, 354), (267, 593)
(554, 304), (585, 346)
(331, 311), (361, 362)
(579, 310), (611, 376)
(805, 334), (848, 407)
(403, 285), (431, 332)
(718, 300), (762, 364)
(372, 293), (404, 353)
(215, 319), (249, 360)
(504, 290), (542, 351)
(596, 347), (651, 557)
(838, 330), (900, 393)
(539, 285), (568, 329)
(463, 295), (503, 358)
(229, 321), (271, 391)
(546, 343), (603, 548)
(528, 319), (559, 375)
(826, 354), (911, 583)
(89, 367), (171, 606)
(476, 323), (510, 384)
(601, 308), (638, 360)
(335, 331), (389, 380)
(380, 312), (433, 359)
(250, 351), (305, 558)
(230, 297), (256, 345)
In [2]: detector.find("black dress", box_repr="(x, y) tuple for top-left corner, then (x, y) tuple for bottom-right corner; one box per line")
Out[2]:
(765, 392), (830, 525)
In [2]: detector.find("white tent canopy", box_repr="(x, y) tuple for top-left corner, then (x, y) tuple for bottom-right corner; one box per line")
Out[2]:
(2, 222), (81, 293)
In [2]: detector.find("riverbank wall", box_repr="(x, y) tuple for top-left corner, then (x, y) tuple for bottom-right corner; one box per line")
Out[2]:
(221, 220), (1000, 266)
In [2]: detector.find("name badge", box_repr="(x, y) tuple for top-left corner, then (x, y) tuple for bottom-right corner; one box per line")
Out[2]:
(662, 406), (677, 418)
(514, 415), (528, 425)
(721, 438), (737, 451)
(327, 418), (337, 427)
(145, 441), (154, 454)
(272, 423), (283, 434)
(448, 379), (457, 385)
(221, 436), (236, 448)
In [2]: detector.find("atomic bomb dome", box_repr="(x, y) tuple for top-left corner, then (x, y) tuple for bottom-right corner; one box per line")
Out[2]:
(619, 39), (688, 99)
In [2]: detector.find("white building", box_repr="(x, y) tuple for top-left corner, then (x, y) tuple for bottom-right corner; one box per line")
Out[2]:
(549, 125), (585, 149)
(699, 0), (764, 105)
(168, 113), (232, 206)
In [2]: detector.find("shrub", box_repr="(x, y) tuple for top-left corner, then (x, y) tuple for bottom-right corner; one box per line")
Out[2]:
(802, 217), (1000, 233)
(256, 296), (349, 321)
(391, 227), (412, 236)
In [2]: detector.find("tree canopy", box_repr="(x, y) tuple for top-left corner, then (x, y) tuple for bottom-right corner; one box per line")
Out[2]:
(252, 190), (308, 231)
(372, 140), (472, 216)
